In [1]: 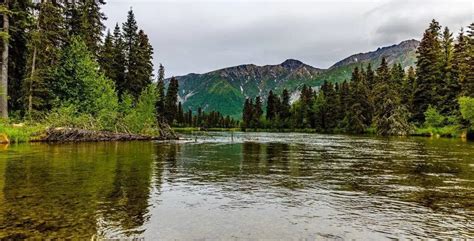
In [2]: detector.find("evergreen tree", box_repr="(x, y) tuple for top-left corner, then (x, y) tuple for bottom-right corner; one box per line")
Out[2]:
(111, 24), (126, 96)
(177, 101), (184, 125)
(24, 1), (66, 115)
(64, 0), (81, 37)
(345, 67), (371, 133)
(365, 63), (375, 90)
(127, 29), (153, 98)
(312, 91), (327, 131)
(464, 23), (474, 97)
(122, 8), (138, 63)
(253, 96), (263, 128)
(401, 66), (416, 114)
(7, 0), (33, 114)
(280, 88), (291, 122)
(78, 0), (106, 56)
(266, 90), (278, 121)
(413, 19), (442, 123)
(156, 64), (166, 120)
(453, 28), (470, 97)
(438, 26), (460, 114)
(373, 58), (412, 135)
(164, 77), (179, 124)
(99, 30), (114, 79)
(320, 81), (338, 131)
(242, 98), (253, 129)
(121, 10), (153, 99)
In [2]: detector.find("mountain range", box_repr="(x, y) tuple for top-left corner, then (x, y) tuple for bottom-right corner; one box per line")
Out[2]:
(172, 39), (420, 118)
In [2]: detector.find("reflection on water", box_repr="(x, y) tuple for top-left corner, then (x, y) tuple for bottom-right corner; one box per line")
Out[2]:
(0, 132), (473, 239)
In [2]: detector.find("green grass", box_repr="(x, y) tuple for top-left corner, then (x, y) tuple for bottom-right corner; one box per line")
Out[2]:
(414, 125), (462, 138)
(0, 122), (45, 143)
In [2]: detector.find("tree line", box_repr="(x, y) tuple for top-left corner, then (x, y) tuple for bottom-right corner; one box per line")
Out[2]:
(243, 20), (474, 136)
(158, 70), (239, 129)
(0, 0), (236, 133)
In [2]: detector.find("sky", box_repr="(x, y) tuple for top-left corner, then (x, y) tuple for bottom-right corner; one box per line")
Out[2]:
(103, 0), (473, 77)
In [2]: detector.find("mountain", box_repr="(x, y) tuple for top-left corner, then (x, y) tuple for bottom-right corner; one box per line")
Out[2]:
(172, 39), (420, 118)
(173, 59), (323, 117)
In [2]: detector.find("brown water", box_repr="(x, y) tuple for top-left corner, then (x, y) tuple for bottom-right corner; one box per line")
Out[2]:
(0, 132), (473, 239)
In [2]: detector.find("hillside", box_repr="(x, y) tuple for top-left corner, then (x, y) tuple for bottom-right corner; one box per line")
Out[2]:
(173, 39), (420, 118)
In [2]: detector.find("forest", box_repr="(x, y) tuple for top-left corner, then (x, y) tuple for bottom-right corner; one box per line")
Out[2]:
(0, 0), (236, 142)
(0, 1), (472, 141)
(243, 20), (474, 137)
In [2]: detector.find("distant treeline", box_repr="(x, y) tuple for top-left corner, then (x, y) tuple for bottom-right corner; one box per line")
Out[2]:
(243, 20), (474, 136)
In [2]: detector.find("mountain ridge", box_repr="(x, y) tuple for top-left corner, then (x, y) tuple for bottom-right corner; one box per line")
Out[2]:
(170, 39), (420, 118)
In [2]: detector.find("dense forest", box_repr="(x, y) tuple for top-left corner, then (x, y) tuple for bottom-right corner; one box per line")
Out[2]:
(0, 1), (472, 138)
(243, 20), (474, 137)
(0, 0), (236, 138)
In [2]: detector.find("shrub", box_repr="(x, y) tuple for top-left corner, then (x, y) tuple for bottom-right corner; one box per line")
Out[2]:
(424, 105), (445, 128)
(459, 97), (474, 128)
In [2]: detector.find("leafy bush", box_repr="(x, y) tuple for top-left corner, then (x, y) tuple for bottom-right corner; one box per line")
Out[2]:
(424, 105), (445, 128)
(459, 97), (474, 128)
(123, 84), (158, 135)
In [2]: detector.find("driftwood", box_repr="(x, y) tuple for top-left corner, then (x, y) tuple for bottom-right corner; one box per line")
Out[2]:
(34, 127), (177, 143)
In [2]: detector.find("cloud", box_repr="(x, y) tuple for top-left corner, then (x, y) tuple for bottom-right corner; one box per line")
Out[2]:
(103, 0), (473, 76)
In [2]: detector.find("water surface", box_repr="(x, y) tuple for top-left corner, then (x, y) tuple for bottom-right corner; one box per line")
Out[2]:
(0, 132), (473, 239)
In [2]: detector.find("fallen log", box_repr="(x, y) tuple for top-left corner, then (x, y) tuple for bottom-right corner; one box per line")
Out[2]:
(33, 127), (178, 143)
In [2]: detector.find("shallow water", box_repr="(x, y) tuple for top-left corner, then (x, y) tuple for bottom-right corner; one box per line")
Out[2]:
(0, 132), (473, 239)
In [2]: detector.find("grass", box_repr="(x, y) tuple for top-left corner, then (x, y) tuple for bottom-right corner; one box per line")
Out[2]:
(0, 121), (45, 143)
(414, 125), (463, 138)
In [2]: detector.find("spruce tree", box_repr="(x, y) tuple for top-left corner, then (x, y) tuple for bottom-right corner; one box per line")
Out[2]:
(253, 96), (263, 128)
(266, 90), (278, 121)
(164, 77), (179, 124)
(453, 28), (470, 97)
(7, 0), (32, 113)
(365, 63), (375, 90)
(464, 23), (474, 97)
(78, 0), (106, 56)
(438, 26), (460, 114)
(373, 58), (412, 135)
(242, 98), (252, 129)
(402, 66), (416, 114)
(156, 64), (166, 121)
(24, 1), (66, 115)
(111, 24), (126, 96)
(99, 30), (114, 80)
(280, 89), (291, 123)
(413, 19), (442, 123)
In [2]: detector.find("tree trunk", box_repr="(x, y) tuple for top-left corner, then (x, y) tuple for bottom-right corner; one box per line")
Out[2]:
(0, 0), (9, 119)
(28, 46), (36, 116)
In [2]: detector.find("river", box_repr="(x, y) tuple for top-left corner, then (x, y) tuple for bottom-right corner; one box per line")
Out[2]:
(0, 132), (473, 239)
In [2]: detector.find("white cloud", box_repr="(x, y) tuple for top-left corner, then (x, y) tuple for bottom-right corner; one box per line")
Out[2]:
(103, 0), (473, 76)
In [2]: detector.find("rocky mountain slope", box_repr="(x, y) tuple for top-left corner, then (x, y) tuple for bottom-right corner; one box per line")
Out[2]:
(172, 39), (420, 118)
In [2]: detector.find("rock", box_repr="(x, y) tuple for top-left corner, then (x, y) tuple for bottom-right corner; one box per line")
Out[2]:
(0, 133), (9, 144)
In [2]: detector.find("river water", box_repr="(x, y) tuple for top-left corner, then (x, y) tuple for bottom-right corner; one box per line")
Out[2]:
(0, 132), (473, 239)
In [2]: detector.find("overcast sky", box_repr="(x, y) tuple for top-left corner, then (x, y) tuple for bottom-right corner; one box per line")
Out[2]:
(103, 0), (473, 77)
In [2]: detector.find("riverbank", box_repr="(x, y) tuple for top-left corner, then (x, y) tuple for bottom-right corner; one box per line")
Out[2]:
(0, 122), (178, 144)
(173, 126), (473, 140)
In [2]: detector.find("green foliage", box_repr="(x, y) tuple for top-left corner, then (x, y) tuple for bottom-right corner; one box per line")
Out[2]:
(424, 105), (445, 128)
(123, 85), (158, 135)
(459, 97), (474, 127)
(0, 120), (44, 143)
(53, 37), (119, 130)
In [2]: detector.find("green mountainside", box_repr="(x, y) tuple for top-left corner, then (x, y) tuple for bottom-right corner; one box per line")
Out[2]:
(173, 39), (419, 118)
